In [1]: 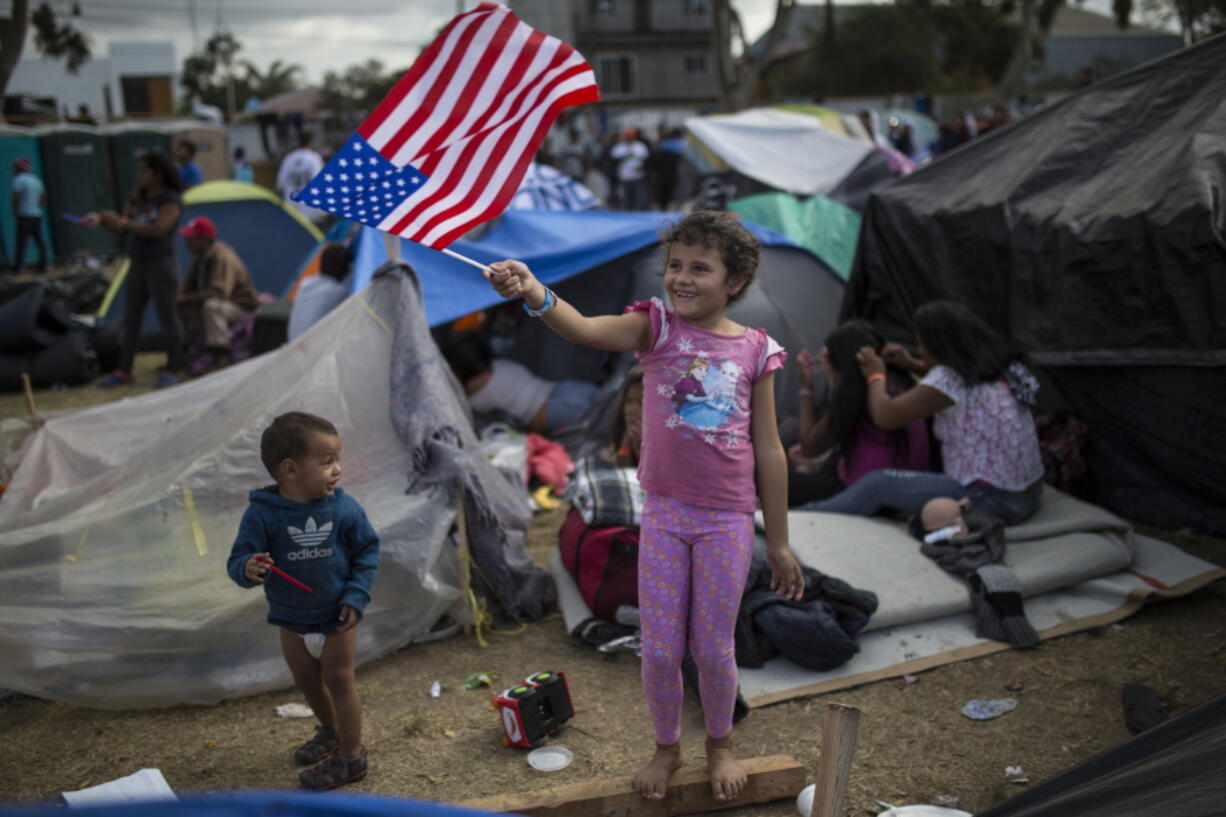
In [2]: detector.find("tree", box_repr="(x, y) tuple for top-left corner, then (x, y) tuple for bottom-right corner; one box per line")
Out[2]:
(244, 59), (303, 102)
(766, 2), (1016, 100)
(319, 59), (405, 115)
(0, 0), (92, 120)
(1138, 0), (1226, 42)
(710, 0), (799, 111)
(180, 31), (247, 118)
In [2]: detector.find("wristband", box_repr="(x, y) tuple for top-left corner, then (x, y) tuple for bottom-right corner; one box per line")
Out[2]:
(616, 445), (633, 457)
(523, 286), (556, 317)
(866, 373), (886, 384)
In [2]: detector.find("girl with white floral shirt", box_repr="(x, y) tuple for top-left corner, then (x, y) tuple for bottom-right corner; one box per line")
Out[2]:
(803, 301), (1044, 525)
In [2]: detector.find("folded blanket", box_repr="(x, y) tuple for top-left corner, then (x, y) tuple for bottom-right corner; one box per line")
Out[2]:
(565, 456), (644, 528)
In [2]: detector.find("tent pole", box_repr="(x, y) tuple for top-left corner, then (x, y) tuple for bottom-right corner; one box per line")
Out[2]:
(20, 373), (37, 417)
(383, 231), (400, 262)
(454, 487), (474, 636)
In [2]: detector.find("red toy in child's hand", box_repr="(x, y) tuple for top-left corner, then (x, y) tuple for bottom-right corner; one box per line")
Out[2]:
(256, 556), (314, 593)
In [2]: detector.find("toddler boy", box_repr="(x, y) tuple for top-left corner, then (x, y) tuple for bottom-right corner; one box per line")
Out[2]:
(227, 411), (379, 789)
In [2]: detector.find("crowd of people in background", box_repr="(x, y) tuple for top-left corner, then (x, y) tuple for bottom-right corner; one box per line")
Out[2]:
(540, 119), (687, 212)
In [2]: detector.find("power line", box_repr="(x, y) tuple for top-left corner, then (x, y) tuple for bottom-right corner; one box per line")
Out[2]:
(71, 8), (426, 48)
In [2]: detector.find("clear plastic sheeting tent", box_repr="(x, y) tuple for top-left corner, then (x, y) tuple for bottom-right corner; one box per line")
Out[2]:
(0, 273), (501, 709)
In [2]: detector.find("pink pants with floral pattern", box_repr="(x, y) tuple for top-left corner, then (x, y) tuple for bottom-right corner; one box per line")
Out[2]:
(638, 492), (754, 744)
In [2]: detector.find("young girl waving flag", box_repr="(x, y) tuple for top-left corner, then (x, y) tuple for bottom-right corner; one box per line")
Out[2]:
(485, 211), (803, 802)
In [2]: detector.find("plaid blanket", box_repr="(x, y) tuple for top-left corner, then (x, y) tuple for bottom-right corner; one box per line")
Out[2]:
(565, 456), (644, 528)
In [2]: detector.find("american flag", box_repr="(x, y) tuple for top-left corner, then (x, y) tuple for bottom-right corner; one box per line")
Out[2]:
(296, 2), (600, 249)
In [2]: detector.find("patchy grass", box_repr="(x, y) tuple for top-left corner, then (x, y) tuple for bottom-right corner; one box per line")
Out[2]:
(2, 378), (1224, 813)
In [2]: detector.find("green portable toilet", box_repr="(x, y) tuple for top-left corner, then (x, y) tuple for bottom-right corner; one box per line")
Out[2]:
(36, 125), (118, 258)
(0, 126), (56, 269)
(104, 124), (171, 211)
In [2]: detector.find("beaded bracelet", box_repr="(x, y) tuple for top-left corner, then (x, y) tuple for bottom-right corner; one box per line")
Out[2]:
(523, 287), (557, 317)
(866, 373), (886, 384)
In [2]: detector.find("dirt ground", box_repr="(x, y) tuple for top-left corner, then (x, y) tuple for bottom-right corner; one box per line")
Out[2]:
(3, 365), (1225, 814)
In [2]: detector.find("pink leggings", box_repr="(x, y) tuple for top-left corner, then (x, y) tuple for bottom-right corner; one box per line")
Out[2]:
(638, 493), (754, 744)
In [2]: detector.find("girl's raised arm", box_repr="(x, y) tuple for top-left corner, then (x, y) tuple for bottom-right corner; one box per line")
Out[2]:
(487, 259), (651, 353)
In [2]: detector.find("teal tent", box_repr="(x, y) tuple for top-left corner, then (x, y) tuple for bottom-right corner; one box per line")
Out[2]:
(730, 192), (861, 280)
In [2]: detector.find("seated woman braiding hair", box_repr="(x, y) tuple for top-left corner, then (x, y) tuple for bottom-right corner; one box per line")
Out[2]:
(790, 320), (931, 506)
(800, 301), (1044, 526)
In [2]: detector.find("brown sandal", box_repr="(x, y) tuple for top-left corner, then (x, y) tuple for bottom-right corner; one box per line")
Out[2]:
(299, 749), (368, 790)
(293, 724), (339, 766)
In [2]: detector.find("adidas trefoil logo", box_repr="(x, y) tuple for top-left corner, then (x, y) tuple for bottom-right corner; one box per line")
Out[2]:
(288, 517), (333, 548)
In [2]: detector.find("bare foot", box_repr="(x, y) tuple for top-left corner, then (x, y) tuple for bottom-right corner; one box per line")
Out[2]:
(706, 734), (747, 801)
(633, 742), (683, 801)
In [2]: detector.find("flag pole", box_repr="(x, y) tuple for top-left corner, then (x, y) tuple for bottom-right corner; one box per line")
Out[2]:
(441, 247), (492, 275)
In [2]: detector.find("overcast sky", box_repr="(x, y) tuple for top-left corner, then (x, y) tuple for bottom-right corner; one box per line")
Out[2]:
(13, 0), (1131, 85)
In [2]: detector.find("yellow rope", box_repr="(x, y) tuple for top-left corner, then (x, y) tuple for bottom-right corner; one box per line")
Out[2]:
(463, 550), (529, 645)
(354, 294), (393, 336)
(64, 526), (90, 563)
(183, 488), (209, 557)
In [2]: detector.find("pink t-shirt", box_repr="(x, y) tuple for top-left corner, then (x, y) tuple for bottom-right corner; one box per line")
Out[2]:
(837, 417), (931, 487)
(629, 298), (786, 513)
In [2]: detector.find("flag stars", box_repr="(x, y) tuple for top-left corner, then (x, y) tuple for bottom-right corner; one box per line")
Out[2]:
(338, 158), (348, 167)
(396, 178), (406, 187)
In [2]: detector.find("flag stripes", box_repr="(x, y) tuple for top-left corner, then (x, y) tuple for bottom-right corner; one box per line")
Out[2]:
(326, 1), (600, 249)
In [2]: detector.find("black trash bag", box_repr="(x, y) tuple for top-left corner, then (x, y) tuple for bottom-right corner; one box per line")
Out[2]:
(29, 331), (99, 387)
(0, 286), (79, 353)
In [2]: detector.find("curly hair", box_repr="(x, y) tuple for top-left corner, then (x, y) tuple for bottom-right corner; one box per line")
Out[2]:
(260, 412), (339, 477)
(660, 210), (760, 305)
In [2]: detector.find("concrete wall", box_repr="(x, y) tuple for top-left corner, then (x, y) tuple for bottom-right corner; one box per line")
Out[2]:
(7, 40), (176, 120)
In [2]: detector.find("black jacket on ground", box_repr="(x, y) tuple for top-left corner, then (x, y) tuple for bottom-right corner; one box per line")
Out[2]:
(735, 556), (878, 671)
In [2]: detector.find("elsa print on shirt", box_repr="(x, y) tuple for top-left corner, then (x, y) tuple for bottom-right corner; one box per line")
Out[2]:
(676, 358), (742, 430)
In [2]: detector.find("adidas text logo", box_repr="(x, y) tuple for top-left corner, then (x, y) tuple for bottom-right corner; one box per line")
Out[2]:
(288, 517), (333, 548)
(286, 547), (334, 561)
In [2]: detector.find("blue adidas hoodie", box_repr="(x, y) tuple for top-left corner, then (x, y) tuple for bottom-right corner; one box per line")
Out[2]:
(226, 486), (380, 626)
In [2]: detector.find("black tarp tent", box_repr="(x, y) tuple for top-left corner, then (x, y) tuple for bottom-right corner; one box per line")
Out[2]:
(975, 692), (1226, 817)
(842, 33), (1226, 532)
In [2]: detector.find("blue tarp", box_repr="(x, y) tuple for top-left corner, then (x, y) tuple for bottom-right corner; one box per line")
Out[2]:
(1, 791), (495, 817)
(351, 210), (811, 328)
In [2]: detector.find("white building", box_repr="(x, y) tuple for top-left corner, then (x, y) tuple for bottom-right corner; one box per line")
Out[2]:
(7, 40), (178, 122)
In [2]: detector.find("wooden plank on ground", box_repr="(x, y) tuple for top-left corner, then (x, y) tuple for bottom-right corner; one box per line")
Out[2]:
(460, 753), (806, 817)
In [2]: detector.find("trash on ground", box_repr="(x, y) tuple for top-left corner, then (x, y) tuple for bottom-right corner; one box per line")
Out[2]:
(878, 806), (972, 817)
(961, 698), (1018, 720)
(461, 670), (499, 690)
(275, 703), (314, 718)
(903, 673), (920, 684)
(428, 680), (441, 699)
(527, 745), (574, 771)
(1004, 765), (1030, 783)
(933, 794), (960, 808)
(62, 769), (177, 807)
(796, 783), (815, 816)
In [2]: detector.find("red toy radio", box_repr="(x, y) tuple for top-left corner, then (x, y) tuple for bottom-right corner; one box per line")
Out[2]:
(492, 670), (574, 748)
